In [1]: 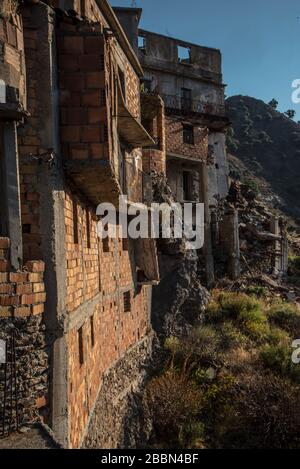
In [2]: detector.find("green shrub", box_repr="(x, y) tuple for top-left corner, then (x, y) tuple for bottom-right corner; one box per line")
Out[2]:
(206, 292), (268, 341)
(246, 285), (268, 298)
(268, 301), (300, 336)
(218, 322), (248, 350)
(260, 343), (300, 383)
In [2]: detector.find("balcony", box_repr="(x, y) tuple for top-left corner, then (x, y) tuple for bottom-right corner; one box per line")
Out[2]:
(162, 94), (225, 116)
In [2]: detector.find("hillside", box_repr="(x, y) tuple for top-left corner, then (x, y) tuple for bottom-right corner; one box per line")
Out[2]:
(226, 95), (300, 219)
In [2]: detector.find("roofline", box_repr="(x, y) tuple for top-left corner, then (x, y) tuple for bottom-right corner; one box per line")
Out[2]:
(96, 0), (144, 77)
(112, 6), (143, 21)
(139, 28), (221, 55)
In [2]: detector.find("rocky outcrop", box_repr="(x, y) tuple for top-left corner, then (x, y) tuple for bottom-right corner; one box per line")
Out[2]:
(226, 95), (300, 219)
(151, 173), (210, 338)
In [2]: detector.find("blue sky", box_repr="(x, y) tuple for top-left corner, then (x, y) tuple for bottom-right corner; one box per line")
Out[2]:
(110, 0), (300, 118)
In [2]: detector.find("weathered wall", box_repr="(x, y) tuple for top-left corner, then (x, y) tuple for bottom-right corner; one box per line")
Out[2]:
(0, 239), (48, 433)
(82, 333), (153, 449)
(207, 132), (229, 205)
(166, 161), (200, 202)
(166, 118), (208, 160)
(138, 29), (222, 81)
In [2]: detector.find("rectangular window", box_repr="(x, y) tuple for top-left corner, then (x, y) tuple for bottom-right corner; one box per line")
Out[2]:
(72, 198), (79, 244)
(181, 88), (192, 111)
(138, 35), (146, 52)
(103, 236), (110, 253)
(183, 171), (193, 201)
(178, 45), (191, 63)
(122, 237), (129, 251)
(90, 315), (95, 348)
(86, 209), (91, 249)
(78, 326), (84, 366)
(141, 78), (152, 93)
(183, 124), (194, 145)
(123, 291), (131, 313)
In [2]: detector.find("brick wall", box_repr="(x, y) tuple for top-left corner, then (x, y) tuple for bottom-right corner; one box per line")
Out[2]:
(4, 2), (155, 448)
(0, 13), (26, 108)
(143, 148), (166, 174)
(64, 202), (151, 447)
(166, 117), (208, 160)
(57, 20), (110, 163)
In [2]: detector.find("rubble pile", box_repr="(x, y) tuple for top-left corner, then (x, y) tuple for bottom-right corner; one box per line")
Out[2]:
(217, 180), (300, 302)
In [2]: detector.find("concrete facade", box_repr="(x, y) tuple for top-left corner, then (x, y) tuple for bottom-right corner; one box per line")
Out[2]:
(114, 10), (230, 284)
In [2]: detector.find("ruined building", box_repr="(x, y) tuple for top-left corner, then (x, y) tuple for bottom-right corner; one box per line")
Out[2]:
(0, 0), (236, 450)
(0, 0), (159, 448)
(114, 7), (233, 285)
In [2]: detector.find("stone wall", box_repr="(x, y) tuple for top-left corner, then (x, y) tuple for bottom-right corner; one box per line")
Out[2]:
(0, 237), (48, 434)
(82, 333), (154, 449)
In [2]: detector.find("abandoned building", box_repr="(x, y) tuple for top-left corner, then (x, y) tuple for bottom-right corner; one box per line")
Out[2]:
(114, 7), (231, 284)
(0, 0), (160, 449)
(0, 0), (255, 450)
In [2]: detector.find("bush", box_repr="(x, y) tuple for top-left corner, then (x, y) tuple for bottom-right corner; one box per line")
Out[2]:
(260, 343), (300, 383)
(206, 292), (268, 341)
(165, 326), (221, 373)
(145, 372), (202, 448)
(246, 285), (267, 298)
(226, 371), (300, 448)
(268, 301), (300, 336)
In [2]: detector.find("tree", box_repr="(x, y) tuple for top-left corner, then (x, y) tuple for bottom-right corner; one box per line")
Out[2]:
(268, 99), (278, 109)
(284, 109), (296, 120)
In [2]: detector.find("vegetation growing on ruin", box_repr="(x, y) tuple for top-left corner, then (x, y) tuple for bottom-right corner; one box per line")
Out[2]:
(144, 291), (300, 449)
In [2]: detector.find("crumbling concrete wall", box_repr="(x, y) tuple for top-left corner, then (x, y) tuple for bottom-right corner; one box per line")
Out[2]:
(207, 132), (229, 206)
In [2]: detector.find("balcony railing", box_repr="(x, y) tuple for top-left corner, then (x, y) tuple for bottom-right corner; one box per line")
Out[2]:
(161, 94), (226, 117)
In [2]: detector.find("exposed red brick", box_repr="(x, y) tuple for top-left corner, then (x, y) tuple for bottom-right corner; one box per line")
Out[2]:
(25, 260), (45, 273)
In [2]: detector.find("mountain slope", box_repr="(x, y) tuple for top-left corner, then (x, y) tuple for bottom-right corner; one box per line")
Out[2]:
(226, 95), (300, 219)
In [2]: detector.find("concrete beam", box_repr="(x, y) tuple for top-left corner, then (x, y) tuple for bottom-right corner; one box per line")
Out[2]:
(2, 121), (22, 269)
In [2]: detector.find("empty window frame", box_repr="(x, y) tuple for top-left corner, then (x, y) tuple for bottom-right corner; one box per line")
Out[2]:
(141, 78), (152, 93)
(183, 124), (194, 145)
(138, 35), (146, 52)
(78, 326), (84, 366)
(182, 171), (193, 201)
(178, 45), (191, 63)
(122, 237), (129, 251)
(181, 88), (192, 111)
(123, 290), (131, 313)
(102, 236), (110, 253)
